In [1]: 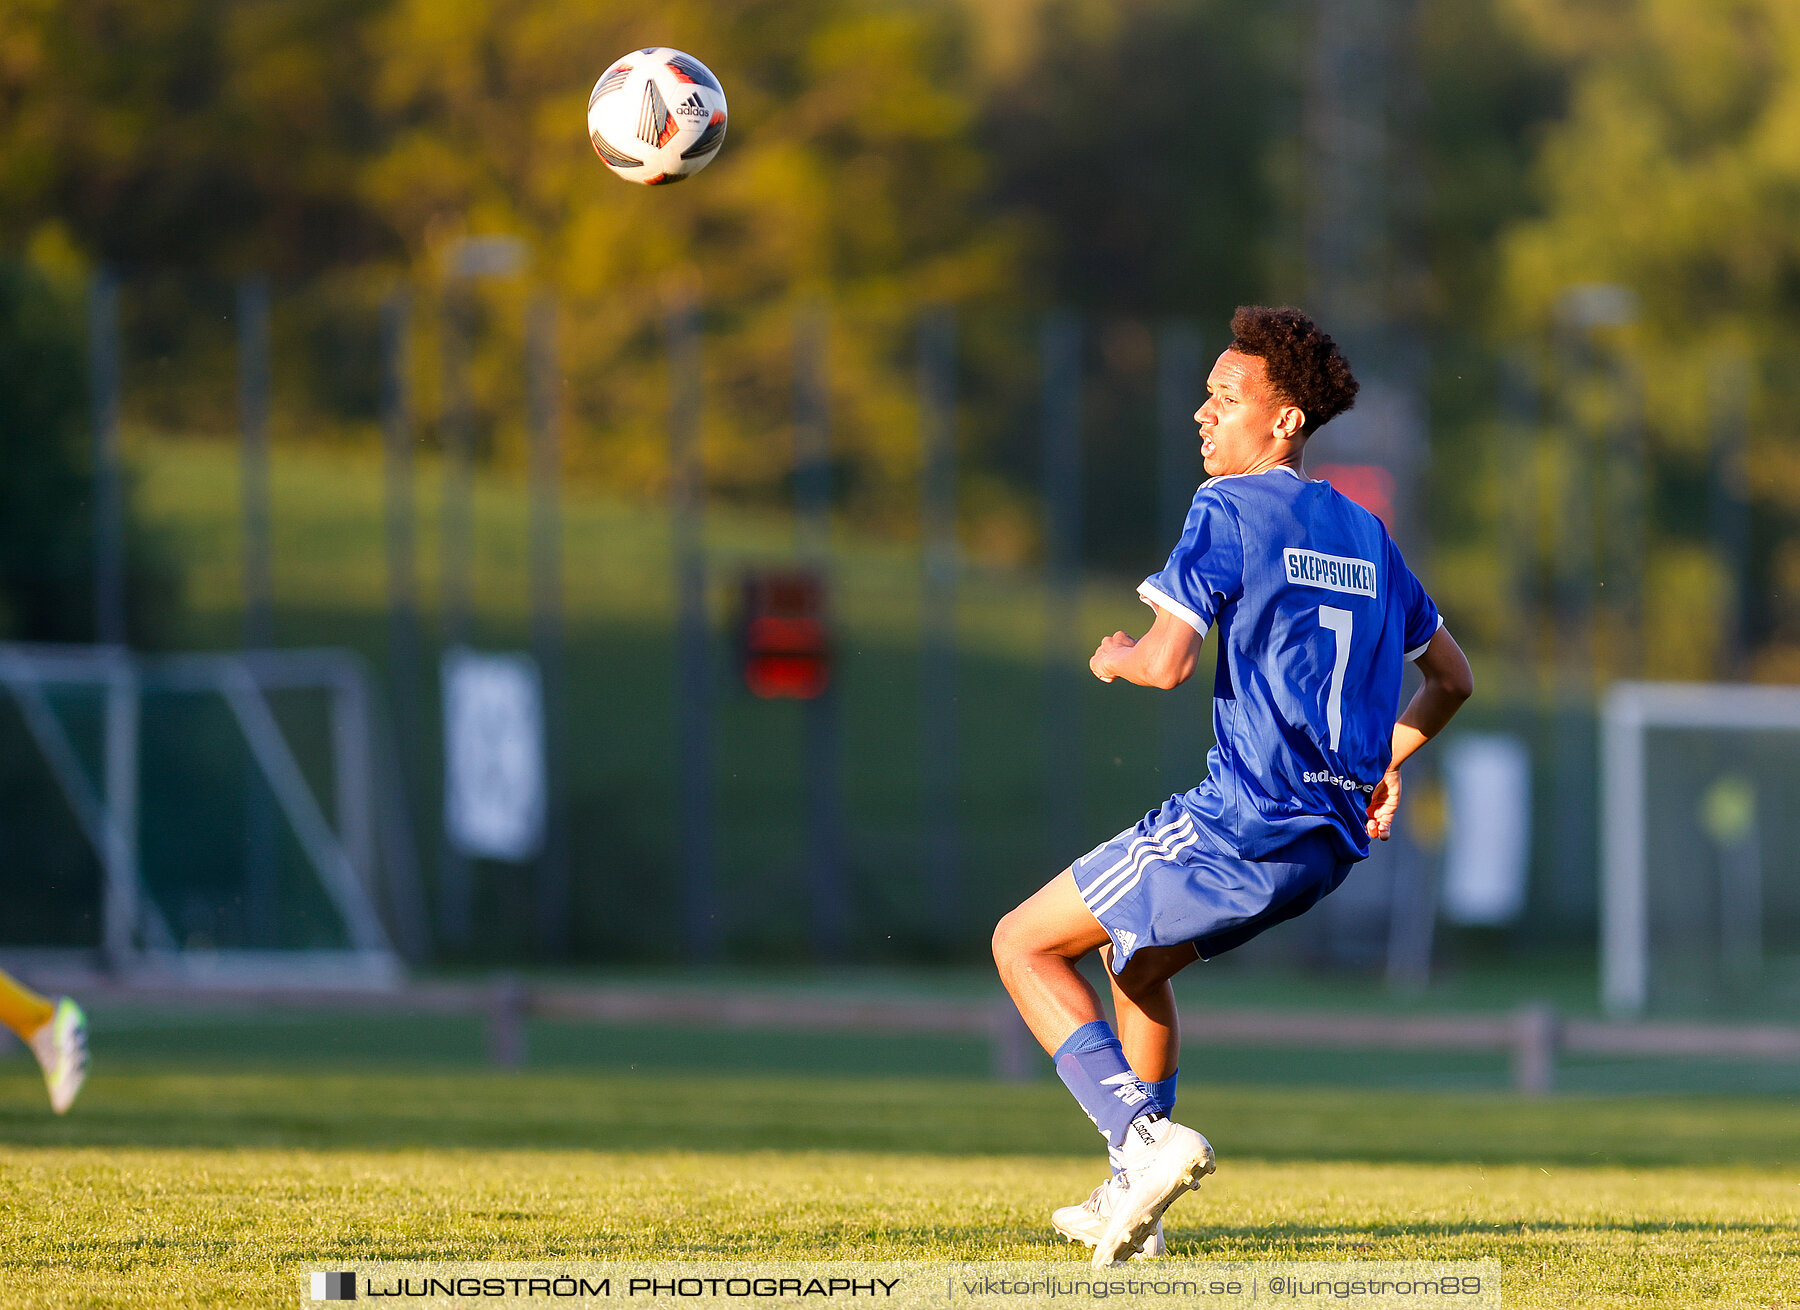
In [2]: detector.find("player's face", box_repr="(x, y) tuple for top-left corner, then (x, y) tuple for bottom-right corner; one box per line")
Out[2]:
(1194, 350), (1296, 477)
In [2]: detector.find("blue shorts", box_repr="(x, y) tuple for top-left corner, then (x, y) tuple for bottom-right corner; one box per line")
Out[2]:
(1071, 798), (1353, 972)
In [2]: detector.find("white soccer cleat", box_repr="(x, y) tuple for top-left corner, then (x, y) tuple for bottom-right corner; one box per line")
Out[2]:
(1052, 1178), (1165, 1258)
(27, 997), (88, 1115)
(1090, 1121), (1214, 1268)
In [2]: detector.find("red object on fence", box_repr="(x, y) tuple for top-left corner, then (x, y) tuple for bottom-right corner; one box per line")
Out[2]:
(1312, 462), (1396, 527)
(738, 570), (830, 699)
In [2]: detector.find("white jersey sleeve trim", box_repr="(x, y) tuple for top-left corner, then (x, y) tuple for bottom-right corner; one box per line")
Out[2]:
(1138, 581), (1210, 636)
(1404, 613), (1445, 663)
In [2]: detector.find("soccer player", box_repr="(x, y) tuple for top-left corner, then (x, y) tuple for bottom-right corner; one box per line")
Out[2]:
(0, 967), (87, 1113)
(992, 306), (1472, 1268)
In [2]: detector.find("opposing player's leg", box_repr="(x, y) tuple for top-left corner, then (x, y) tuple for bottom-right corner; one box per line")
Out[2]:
(0, 968), (55, 1040)
(0, 968), (87, 1114)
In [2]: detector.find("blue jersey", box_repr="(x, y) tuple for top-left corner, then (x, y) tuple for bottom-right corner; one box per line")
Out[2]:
(1138, 466), (1441, 863)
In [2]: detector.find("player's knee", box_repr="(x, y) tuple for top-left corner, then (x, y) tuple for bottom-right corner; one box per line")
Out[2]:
(990, 911), (1018, 969)
(991, 908), (1035, 974)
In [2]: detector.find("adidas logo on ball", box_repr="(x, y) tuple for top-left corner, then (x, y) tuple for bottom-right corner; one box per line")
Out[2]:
(587, 46), (728, 186)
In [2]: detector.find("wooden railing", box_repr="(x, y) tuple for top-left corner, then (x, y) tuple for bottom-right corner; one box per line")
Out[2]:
(31, 977), (1800, 1094)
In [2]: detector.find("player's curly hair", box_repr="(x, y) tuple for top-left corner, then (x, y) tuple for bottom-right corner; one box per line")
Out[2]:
(1228, 306), (1359, 434)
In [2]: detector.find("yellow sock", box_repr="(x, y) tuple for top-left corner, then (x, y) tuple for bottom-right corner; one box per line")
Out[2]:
(0, 969), (55, 1040)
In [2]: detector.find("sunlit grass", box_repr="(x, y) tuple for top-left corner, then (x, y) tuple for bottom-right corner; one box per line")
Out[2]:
(1, 1069), (1795, 1308)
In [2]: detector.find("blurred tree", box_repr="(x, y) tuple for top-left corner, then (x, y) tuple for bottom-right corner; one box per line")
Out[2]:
(1409, 0), (1566, 666)
(1492, 0), (1800, 678)
(0, 259), (169, 642)
(0, 259), (91, 638)
(12, 0), (1793, 673)
(0, 0), (1026, 531)
(976, 0), (1293, 322)
(358, 0), (1019, 517)
(0, 0), (390, 276)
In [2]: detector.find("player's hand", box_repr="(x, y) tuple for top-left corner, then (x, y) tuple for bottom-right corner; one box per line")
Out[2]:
(1365, 766), (1401, 841)
(1090, 631), (1136, 683)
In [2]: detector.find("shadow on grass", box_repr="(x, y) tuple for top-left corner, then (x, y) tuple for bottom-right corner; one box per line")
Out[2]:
(2, 1069), (1798, 1169)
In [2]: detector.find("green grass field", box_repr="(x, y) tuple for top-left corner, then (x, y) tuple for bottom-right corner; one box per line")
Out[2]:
(5, 434), (1792, 1307)
(18, 436), (1782, 1309)
(3, 1059), (1797, 1310)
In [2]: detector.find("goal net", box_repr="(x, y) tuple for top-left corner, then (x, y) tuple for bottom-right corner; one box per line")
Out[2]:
(1601, 681), (1800, 1017)
(0, 643), (419, 988)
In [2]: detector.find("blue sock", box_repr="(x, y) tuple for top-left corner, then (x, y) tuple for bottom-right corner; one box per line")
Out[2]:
(1053, 1021), (1158, 1150)
(1147, 1070), (1178, 1117)
(1107, 1070), (1178, 1178)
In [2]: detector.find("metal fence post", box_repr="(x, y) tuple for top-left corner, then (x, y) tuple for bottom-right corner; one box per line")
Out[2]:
(377, 289), (432, 963)
(527, 295), (570, 958)
(989, 1002), (1040, 1083)
(794, 301), (846, 961)
(1042, 311), (1084, 861)
(438, 287), (475, 946)
(1604, 357), (1647, 677)
(487, 974), (529, 1069)
(89, 268), (125, 647)
(102, 653), (140, 968)
(238, 276), (279, 948)
(1708, 348), (1752, 678)
(668, 292), (718, 961)
(1155, 321), (1202, 791)
(1511, 1002), (1560, 1095)
(238, 276), (274, 650)
(330, 665), (377, 906)
(381, 288), (422, 798)
(919, 307), (960, 942)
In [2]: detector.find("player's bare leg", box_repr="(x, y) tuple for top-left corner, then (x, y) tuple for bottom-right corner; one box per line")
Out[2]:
(1100, 941), (1195, 1084)
(991, 869), (1112, 1055)
(1033, 940), (1197, 1258)
(995, 875), (1213, 1266)
(989, 872), (1190, 1081)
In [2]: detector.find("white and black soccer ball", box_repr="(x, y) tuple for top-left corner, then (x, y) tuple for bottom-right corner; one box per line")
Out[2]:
(587, 48), (728, 186)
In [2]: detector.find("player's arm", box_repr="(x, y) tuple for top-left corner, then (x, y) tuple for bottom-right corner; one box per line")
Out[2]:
(1089, 605), (1205, 690)
(1365, 625), (1473, 841)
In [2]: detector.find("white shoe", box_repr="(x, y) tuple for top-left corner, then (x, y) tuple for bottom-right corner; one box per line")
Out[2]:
(27, 997), (88, 1115)
(1091, 1120), (1214, 1268)
(1052, 1178), (1165, 1258)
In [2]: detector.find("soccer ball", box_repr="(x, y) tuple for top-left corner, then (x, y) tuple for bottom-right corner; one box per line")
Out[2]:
(587, 48), (728, 186)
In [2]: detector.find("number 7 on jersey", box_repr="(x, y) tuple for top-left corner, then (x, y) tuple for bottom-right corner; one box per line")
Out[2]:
(1318, 605), (1353, 751)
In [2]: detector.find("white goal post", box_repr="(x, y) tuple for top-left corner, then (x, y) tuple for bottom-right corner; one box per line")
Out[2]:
(1601, 680), (1800, 1016)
